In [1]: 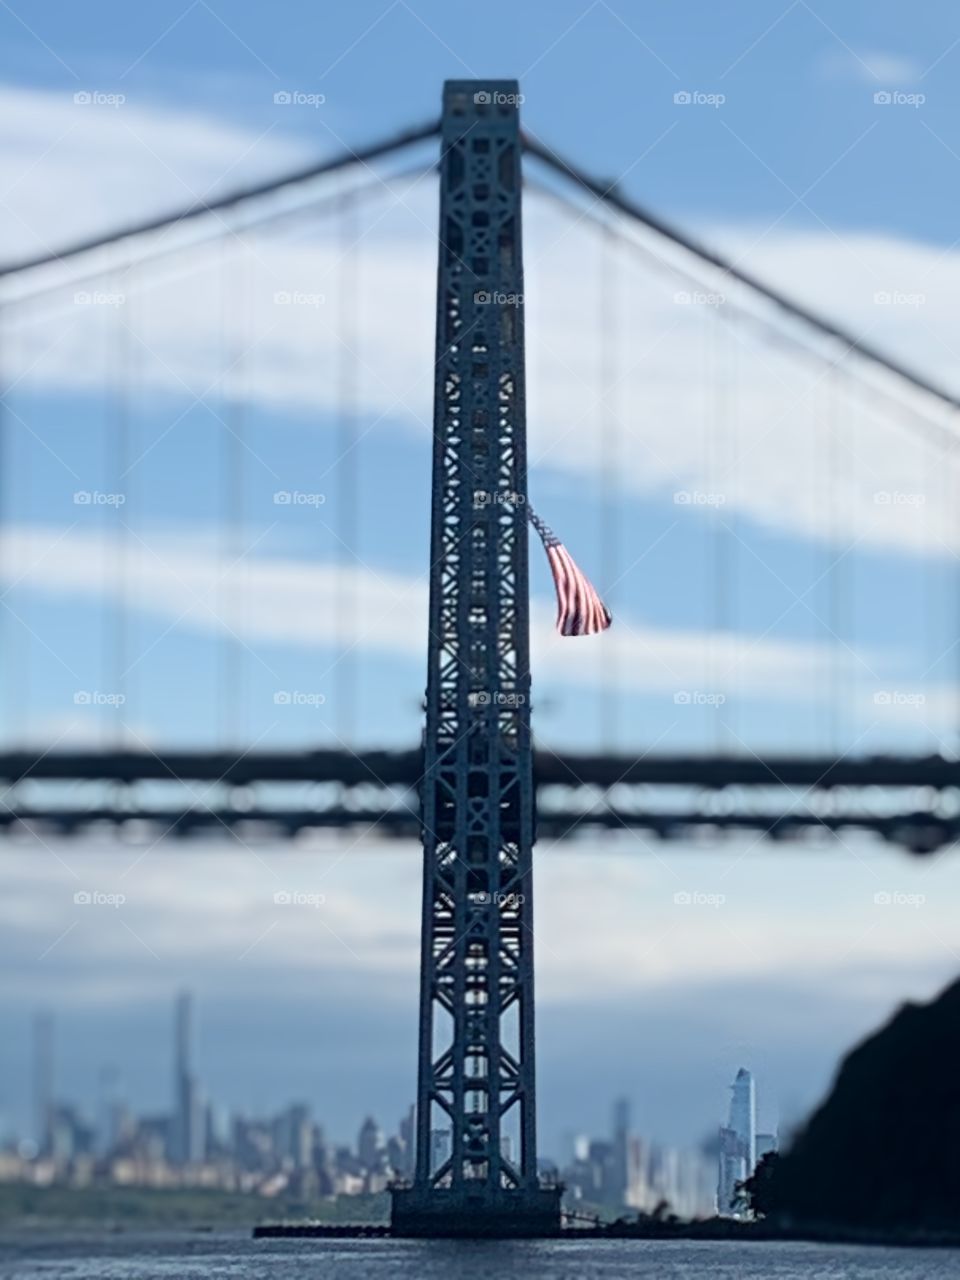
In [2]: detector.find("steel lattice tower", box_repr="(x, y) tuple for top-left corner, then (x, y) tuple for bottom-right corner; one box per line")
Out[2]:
(391, 81), (560, 1237)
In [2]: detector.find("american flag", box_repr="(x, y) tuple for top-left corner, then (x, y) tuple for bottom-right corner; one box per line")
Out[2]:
(527, 505), (612, 637)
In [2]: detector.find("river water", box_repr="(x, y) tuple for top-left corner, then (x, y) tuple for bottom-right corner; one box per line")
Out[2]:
(2, 1233), (960, 1279)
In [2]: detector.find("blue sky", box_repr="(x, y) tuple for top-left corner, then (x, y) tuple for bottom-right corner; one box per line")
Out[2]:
(5, 0), (960, 240)
(2, 0), (960, 1162)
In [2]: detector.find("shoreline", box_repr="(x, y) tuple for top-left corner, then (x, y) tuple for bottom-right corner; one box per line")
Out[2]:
(252, 1218), (960, 1249)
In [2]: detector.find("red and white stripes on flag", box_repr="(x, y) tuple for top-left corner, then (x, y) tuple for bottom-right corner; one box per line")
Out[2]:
(527, 506), (612, 637)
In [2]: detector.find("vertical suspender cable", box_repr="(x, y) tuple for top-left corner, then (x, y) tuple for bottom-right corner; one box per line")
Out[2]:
(701, 291), (711, 754)
(0, 302), (12, 747)
(728, 306), (739, 748)
(923, 406), (956, 756)
(815, 364), (828, 752)
(13, 303), (31, 749)
(217, 236), (229, 745)
(110, 269), (131, 750)
(713, 298), (731, 754)
(706, 295), (731, 753)
(219, 235), (246, 747)
(953, 409), (960, 754)
(336, 190), (360, 748)
(598, 218), (618, 750)
(949, 405), (960, 756)
(828, 361), (844, 753)
(827, 363), (838, 751)
(923, 420), (938, 755)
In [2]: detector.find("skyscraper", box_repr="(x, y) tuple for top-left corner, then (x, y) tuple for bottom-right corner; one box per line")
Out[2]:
(96, 1064), (120, 1157)
(717, 1067), (757, 1216)
(171, 991), (204, 1165)
(756, 1131), (779, 1162)
(32, 1011), (54, 1155)
(729, 1068), (756, 1170)
(358, 1116), (384, 1170)
(398, 1105), (416, 1179)
(610, 1096), (632, 1205)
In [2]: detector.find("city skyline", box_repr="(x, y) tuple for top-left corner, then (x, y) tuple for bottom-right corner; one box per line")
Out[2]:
(1, 992), (777, 1181)
(3, 992), (761, 1220)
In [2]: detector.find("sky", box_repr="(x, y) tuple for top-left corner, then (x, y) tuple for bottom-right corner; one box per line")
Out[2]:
(2, 0), (960, 1159)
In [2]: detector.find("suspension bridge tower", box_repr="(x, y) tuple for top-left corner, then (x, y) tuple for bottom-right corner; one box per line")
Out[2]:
(390, 81), (561, 1238)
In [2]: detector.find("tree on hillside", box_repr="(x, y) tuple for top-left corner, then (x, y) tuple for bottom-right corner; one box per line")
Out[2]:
(737, 1152), (781, 1219)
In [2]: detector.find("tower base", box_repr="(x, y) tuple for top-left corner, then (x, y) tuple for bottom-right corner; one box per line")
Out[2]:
(390, 1185), (562, 1238)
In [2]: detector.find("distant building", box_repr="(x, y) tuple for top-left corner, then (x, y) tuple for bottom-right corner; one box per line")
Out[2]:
(729, 1068), (756, 1170)
(429, 1127), (451, 1175)
(137, 1114), (172, 1164)
(357, 1116), (384, 1170)
(32, 1012), (54, 1155)
(559, 1131), (590, 1167)
(717, 1125), (746, 1216)
(717, 1067), (760, 1216)
(95, 1066), (120, 1158)
(755, 1131), (778, 1161)
(610, 1096), (631, 1204)
(273, 1104), (313, 1170)
(8, 1005), (437, 1201)
(49, 1104), (94, 1163)
(170, 992), (204, 1165)
(558, 1111), (715, 1218)
(397, 1104), (415, 1178)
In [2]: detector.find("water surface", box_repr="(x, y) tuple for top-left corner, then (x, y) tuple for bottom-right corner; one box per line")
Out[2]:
(3, 1232), (960, 1279)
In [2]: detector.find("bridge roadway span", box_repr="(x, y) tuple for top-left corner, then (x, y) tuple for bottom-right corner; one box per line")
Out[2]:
(1, 747), (959, 787)
(0, 750), (956, 851)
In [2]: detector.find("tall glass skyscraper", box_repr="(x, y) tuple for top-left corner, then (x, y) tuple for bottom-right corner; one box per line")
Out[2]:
(171, 991), (204, 1166)
(729, 1067), (756, 1170)
(717, 1067), (757, 1216)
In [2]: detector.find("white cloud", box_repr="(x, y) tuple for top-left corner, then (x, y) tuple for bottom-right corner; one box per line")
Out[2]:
(860, 682), (960, 738)
(0, 83), (313, 267)
(816, 48), (924, 85)
(0, 524), (848, 698)
(1, 83), (957, 564)
(3, 838), (957, 1008)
